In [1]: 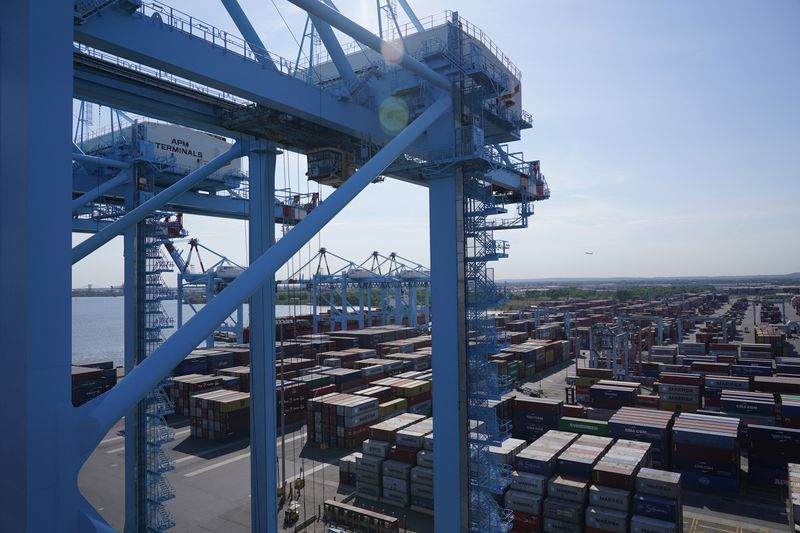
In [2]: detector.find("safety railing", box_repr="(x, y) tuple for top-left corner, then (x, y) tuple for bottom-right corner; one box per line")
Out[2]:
(140, 1), (311, 77)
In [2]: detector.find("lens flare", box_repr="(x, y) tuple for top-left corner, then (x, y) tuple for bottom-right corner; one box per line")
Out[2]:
(378, 97), (410, 135)
(380, 40), (404, 65)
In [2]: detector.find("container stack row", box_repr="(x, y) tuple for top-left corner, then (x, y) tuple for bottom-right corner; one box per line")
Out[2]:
(306, 393), (379, 449)
(189, 389), (250, 441)
(502, 430), (684, 532)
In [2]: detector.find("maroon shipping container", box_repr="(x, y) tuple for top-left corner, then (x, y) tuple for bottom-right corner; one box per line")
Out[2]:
(512, 396), (563, 416)
(753, 376), (800, 395)
(511, 511), (541, 533)
(406, 390), (433, 406)
(672, 442), (739, 462)
(637, 395), (661, 408)
(577, 368), (614, 379)
(386, 445), (418, 465)
(658, 372), (702, 386)
(309, 384), (337, 398)
(563, 404), (587, 418)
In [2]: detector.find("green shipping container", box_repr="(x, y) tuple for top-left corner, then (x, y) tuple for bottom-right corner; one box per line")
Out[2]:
(558, 416), (609, 437)
(526, 362), (536, 376)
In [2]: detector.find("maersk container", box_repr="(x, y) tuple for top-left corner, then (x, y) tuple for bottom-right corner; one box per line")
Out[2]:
(409, 494), (434, 510)
(585, 505), (628, 533)
(543, 497), (584, 524)
(510, 470), (548, 495)
(410, 482), (433, 499)
(588, 484), (631, 512)
(381, 475), (408, 492)
(547, 475), (588, 503)
(504, 489), (543, 515)
(542, 517), (582, 533)
(635, 468), (681, 500)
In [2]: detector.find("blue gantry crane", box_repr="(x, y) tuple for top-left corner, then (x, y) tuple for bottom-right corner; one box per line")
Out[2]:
(1, 1), (550, 531)
(282, 248), (431, 333)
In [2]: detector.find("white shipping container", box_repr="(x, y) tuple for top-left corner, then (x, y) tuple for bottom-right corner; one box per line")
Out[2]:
(139, 122), (242, 179)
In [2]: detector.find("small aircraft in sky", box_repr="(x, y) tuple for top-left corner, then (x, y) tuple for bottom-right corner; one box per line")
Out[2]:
(584, 251), (594, 255)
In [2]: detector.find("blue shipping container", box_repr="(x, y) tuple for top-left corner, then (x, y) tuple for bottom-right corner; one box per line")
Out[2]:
(633, 493), (680, 522)
(677, 470), (739, 492)
(672, 428), (738, 450)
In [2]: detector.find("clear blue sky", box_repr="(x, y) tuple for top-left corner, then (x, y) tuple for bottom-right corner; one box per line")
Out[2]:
(72, 0), (800, 287)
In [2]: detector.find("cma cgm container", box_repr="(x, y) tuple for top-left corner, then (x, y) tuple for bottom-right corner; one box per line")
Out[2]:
(671, 413), (741, 491)
(511, 396), (563, 440)
(747, 424), (800, 486)
(608, 407), (675, 469)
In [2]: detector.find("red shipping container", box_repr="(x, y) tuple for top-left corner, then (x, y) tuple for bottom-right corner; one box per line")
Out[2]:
(309, 384), (337, 398)
(563, 404), (587, 418)
(637, 395), (660, 407)
(511, 511), (541, 533)
(386, 445), (418, 465)
(658, 372), (702, 386)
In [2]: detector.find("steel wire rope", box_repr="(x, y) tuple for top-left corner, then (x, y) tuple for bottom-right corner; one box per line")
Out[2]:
(291, 149), (318, 526)
(269, 0), (309, 66)
(280, 150), (291, 502)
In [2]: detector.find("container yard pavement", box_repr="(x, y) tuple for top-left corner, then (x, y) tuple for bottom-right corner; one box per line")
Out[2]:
(81, 418), (436, 532)
(80, 312), (797, 533)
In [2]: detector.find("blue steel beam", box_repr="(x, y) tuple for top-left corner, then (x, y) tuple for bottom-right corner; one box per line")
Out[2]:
(310, 15), (358, 89)
(220, 0), (278, 70)
(122, 180), (138, 533)
(73, 152), (132, 169)
(74, 53), (241, 140)
(78, 95), (452, 455)
(248, 140), (279, 533)
(72, 141), (244, 264)
(429, 168), (468, 533)
(71, 169), (130, 211)
(0, 0), (75, 531)
(286, 0), (451, 91)
(74, 9), (387, 141)
(72, 174), (249, 220)
(396, 0), (424, 32)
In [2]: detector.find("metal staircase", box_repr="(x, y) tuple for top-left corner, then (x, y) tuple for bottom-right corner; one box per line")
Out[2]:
(464, 174), (519, 533)
(141, 219), (176, 532)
